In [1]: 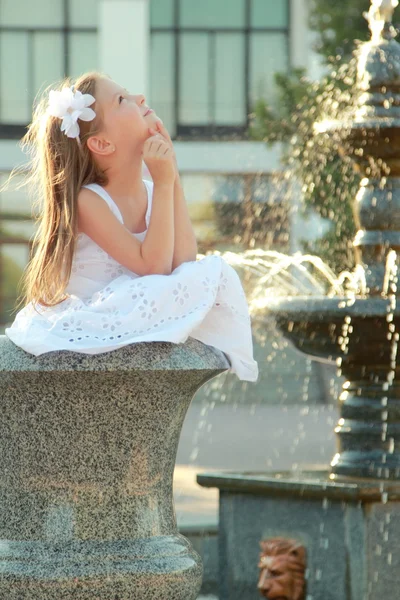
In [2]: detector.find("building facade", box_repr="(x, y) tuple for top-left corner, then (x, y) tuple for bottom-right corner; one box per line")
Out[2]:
(0, 0), (325, 325)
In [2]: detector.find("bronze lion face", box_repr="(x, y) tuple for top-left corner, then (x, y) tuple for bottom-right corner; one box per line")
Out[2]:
(257, 537), (306, 600)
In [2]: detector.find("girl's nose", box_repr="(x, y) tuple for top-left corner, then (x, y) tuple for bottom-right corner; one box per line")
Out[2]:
(136, 94), (146, 105)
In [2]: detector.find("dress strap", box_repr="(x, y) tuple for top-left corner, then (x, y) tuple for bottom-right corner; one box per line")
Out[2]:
(81, 183), (122, 221)
(143, 179), (153, 227)
(81, 180), (153, 227)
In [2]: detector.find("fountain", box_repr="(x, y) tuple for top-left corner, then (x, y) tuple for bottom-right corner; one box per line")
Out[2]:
(198, 1), (400, 598)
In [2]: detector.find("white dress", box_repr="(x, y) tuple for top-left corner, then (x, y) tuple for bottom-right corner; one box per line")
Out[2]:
(5, 179), (259, 382)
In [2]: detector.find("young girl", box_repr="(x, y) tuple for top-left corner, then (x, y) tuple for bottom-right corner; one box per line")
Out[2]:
(4, 71), (259, 383)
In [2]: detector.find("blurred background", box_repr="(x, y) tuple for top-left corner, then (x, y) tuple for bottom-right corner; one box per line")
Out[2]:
(1, 4), (376, 584)
(0, 0), (331, 326)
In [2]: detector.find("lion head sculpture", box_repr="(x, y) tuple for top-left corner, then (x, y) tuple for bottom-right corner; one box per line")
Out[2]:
(257, 537), (306, 600)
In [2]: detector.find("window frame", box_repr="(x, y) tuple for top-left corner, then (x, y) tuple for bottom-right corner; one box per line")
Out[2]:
(0, 0), (291, 140)
(0, 0), (97, 138)
(151, 0), (291, 140)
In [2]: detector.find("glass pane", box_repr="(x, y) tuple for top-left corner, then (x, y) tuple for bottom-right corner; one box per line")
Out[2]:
(150, 33), (176, 136)
(180, 0), (245, 28)
(251, 0), (289, 28)
(215, 33), (245, 125)
(0, 172), (31, 215)
(178, 173), (291, 254)
(151, 0), (174, 28)
(211, 175), (245, 250)
(251, 173), (290, 203)
(0, 33), (30, 123)
(210, 174), (290, 250)
(250, 33), (289, 109)
(0, 0), (63, 27)
(67, 32), (98, 78)
(212, 175), (244, 204)
(179, 33), (209, 124)
(69, 0), (99, 27)
(33, 33), (64, 101)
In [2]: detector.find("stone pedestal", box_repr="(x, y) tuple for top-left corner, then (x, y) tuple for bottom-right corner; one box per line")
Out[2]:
(0, 335), (229, 599)
(198, 468), (400, 600)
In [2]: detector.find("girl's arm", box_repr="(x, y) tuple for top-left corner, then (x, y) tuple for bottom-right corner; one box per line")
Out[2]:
(153, 121), (198, 270)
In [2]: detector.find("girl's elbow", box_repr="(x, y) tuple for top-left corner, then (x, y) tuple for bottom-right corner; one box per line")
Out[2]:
(147, 260), (173, 276)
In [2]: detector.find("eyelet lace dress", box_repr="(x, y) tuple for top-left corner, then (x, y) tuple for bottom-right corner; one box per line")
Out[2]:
(5, 179), (259, 382)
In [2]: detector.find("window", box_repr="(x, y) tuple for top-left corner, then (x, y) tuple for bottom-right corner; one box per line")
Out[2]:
(251, 0), (288, 28)
(0, 0), (98, 138)
(179, 0), (245, 28)
(150, 0), (290, 139)
(250, 33), (289, 110)
(150, 32), (175, 137)
(177, 171), (291, 253)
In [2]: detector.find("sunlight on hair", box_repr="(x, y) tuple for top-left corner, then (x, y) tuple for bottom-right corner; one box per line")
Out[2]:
(1, 71), (110, 314)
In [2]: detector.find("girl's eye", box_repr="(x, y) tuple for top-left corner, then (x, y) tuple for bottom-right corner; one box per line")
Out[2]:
(119, 95), (125, 104)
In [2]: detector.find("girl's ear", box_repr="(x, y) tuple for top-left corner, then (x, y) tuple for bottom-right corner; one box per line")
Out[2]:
(87, 135), (115, 156)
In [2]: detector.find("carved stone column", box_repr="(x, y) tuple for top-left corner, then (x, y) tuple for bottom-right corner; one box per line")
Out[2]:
(0, 336), (229, 599)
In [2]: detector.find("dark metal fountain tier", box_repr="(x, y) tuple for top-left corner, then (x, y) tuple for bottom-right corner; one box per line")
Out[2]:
(269, 0), (400, 482)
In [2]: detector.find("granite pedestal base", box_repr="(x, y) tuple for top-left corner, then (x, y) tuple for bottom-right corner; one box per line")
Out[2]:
(0, 335), (230, 599)
(197, 467), (400, 600)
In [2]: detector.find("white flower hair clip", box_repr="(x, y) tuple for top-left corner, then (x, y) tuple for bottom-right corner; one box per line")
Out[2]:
(47, 84), (96, 139)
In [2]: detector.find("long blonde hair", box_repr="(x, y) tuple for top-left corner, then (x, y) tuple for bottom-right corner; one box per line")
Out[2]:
(5, 71), (109, 314)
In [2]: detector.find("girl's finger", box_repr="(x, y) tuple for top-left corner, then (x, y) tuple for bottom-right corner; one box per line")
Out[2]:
(156, 120), (169, 136)
(156, 124), (167, 138)
(150, 122), (163, 136)
(156, 123), (173, 146)
(149, 128), (163, 138)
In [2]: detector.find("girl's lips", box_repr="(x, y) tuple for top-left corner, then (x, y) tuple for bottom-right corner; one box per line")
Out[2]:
(144, 109), (154, 116)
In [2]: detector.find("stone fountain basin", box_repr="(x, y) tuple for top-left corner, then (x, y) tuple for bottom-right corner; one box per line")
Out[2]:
(197, 468), (400, 500)
(317, 118), (400, 134)
(265, 295), (400, 365)
(316, 118), (400, 170)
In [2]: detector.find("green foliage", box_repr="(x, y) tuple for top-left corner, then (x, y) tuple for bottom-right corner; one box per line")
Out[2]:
(0, 224), (28, 325)
(309, 0), (370, 64)
(247, 0), (373, 273)
(1, 251), (24, 325)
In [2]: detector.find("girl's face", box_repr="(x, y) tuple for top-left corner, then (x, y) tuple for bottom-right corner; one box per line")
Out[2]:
(94, 77), (156, 154)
